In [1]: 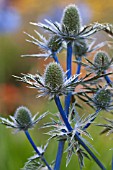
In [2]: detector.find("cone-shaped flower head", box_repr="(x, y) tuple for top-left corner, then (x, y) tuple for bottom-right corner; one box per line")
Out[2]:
(73, 39), (88, 57)
(44, 62), (64, 89)
(47, 35), (62, 53)
(14, 106), (32, 129)
(93, 88), (112, 110)
(61, 4), (81, 35)
(94, 51), (110, 71)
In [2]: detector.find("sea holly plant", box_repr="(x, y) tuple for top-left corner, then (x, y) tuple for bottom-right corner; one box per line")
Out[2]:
(1, 4), (113, 170)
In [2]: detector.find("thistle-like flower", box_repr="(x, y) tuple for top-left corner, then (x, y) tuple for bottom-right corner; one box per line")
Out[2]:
(22, 31), (62, 59)
(94, 51), (111, 70)
(47, 35), (62, 53)
(15, 62), (81, 99)
(32, 5), (113, 43)
(91, 87), (113, 111)
(33, 4), (82, 42)
(85, 51), (113, 74)
(73, 39), (88, 58)
(0, 106), (47, 132)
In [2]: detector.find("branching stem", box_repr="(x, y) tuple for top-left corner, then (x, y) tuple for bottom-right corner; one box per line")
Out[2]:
(52, 52), (60, 64)
(54, 96), (106, 170)
(103, 71), (112, 87)
(76, 56), (82, 76)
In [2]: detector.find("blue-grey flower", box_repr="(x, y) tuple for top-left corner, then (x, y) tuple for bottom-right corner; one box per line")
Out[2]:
(0, 106), (48, 132)
(85, 51), (113, 74)
(14, 62), (80, 99)
(22, 31), (62, 59)
(91, 87), (113, 111)
(32, 14), (113, 43)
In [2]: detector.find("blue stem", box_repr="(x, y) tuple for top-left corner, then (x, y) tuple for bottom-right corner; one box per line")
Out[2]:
(65, 42), (73, 116)
(66, 42), (73, 78)
(76, 57), (82, 76)
(52, 52), (60, 64)
(103, 71), (112, 86)
(24, 130), (52, 170)
(54, 43), (72, 170)
(55, 96), (72, 131)
(54, 96), (106, 170)
(54, 140), (65, 170)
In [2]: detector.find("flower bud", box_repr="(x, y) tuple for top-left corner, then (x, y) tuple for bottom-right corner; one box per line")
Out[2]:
(94, 51), (110, 70)
(47, 35), (62, 52)
(73, 39), (88, 57)
(93, 88), (111, 109)
(61, 4), (81, 35)
(14, 106), (32, 129)
(44, 62), (64, 89)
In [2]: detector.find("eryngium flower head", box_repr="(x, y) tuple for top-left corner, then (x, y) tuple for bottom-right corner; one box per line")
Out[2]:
(92, 88), (112, 110)
(73, 39), (88, 57)
(47, 35), (62, 53)
(0, 106), (47, 132)
(44, 62), (63, 89)
(22, 32), (62, 59)
(15, 62), (80, 99)
(14, 106), (32, 130)
(85, 50), (113, 74)
(61, 4), (81, 36)
(94, 51), (110, 70)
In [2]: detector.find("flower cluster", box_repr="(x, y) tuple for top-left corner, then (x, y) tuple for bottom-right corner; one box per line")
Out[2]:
(1, 3), (113, 170)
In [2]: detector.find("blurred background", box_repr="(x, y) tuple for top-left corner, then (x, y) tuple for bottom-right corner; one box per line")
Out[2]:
(0, 0), (113, 169)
